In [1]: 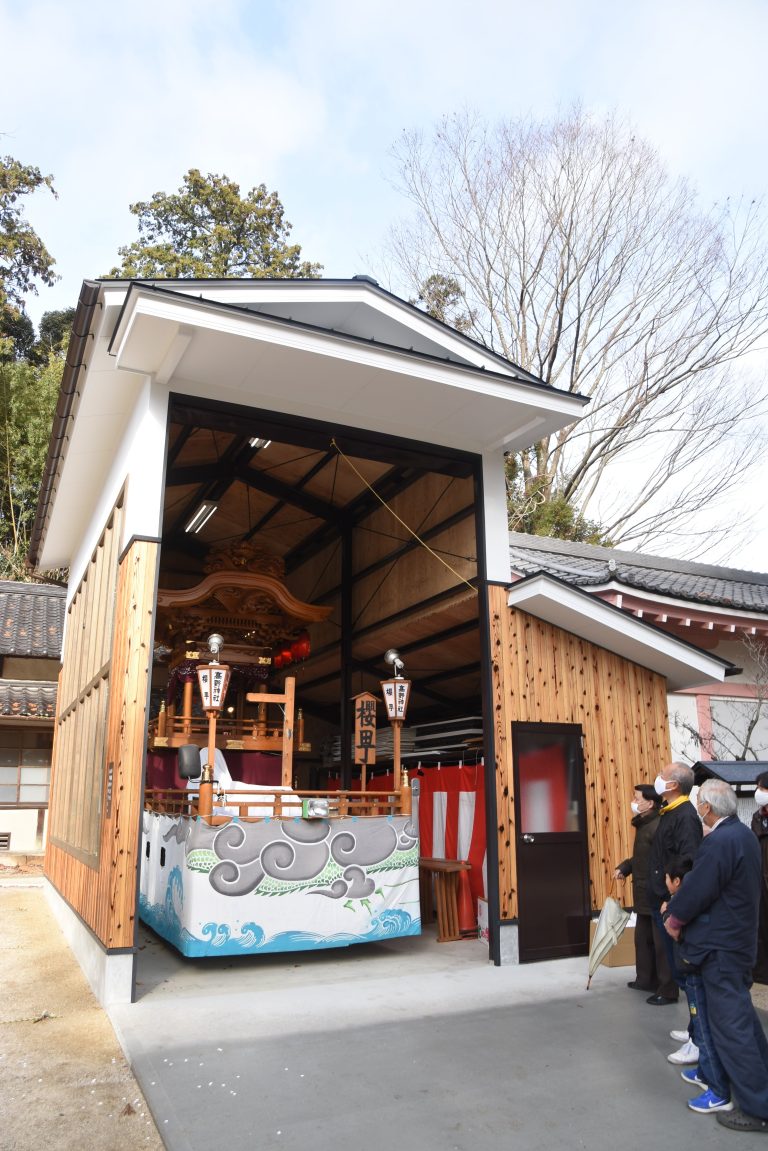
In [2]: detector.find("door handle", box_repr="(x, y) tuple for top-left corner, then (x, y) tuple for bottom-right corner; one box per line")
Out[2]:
(522, 833), (535, 843)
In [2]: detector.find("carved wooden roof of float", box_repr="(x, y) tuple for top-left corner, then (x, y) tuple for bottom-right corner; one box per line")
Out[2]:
(155, 543), (331, 654)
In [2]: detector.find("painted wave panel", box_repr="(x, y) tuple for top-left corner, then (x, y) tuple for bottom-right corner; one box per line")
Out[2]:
(139, 811), (421, 957)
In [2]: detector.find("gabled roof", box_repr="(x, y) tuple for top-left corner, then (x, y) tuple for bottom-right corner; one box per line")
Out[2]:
(505, 572), (735, 690)
(106, 276), (549, 383)
(0, 581), (65, 658)
(508, 532), (768, 615)
(30, 278), (589, 571)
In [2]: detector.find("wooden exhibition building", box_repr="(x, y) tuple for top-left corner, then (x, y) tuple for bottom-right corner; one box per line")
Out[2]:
(29, 278), (732, 1002)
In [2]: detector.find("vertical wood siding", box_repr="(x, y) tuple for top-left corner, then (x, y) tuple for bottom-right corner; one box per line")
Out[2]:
(487, 586), (672, 920)
(45, 531), (159, 950)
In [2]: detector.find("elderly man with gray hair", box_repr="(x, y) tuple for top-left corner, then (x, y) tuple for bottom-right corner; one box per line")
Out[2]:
(666, 778), (768, 1131)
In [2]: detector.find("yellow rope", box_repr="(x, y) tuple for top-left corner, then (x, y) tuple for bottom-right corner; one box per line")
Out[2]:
(330, 439), (477, 593)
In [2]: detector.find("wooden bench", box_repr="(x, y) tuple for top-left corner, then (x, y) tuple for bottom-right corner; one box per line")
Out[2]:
(419, 857), (472, 942)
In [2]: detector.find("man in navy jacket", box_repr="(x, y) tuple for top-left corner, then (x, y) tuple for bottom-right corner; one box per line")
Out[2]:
(666, 778), (768, 1131)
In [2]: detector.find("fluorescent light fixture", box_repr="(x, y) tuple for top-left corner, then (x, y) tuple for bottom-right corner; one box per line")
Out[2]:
(249, 437), (272, 449)
(185, 501), (218, 533)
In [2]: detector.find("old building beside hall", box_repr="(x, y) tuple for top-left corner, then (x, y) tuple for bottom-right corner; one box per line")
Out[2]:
(0, 580), (64, 853)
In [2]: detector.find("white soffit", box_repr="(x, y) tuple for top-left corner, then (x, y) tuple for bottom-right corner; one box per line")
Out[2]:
(109, 288), (586, 454)
(506, 573), (733, 690)
(107, 279), (539, 377)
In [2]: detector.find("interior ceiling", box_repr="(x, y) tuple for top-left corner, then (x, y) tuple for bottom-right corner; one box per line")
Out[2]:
(159, 399), (483, 727)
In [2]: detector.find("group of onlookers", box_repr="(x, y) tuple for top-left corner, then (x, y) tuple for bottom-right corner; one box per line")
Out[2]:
(615, 762), (768, 1132)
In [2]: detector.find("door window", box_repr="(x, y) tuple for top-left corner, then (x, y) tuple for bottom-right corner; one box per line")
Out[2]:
(517, 730), (582, 834)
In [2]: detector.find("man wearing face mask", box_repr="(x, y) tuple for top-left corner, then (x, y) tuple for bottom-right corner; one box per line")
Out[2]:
(614, 784), (662, 992)
(751, 771), (768, 985)
(645, 762), (702, 1005)
(665, 779), (768, 1131)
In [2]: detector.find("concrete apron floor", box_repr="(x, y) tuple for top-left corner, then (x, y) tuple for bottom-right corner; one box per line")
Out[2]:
(109, 925), (760, 1151)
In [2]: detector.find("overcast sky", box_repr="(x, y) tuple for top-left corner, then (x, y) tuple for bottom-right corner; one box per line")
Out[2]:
(3, 0), (767, 569)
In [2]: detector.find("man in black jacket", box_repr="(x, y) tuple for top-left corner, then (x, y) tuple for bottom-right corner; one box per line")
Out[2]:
(646, 762), (702, 1005)
(666, 779), (768, 1130)
(614, 784), (662, 992)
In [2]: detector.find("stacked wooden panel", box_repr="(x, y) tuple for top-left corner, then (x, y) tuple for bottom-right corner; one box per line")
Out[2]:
(45, 494), (159, 950)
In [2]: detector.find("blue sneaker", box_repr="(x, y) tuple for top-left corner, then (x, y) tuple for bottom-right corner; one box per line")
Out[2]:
(681, 1067), (707, 1089)
(688, 1089), (734, 1114)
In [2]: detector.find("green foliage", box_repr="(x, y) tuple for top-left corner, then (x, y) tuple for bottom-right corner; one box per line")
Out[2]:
(0, 352), (62, 577)
(107, 169), (321, 279)
(37, 308), (74, 357)
(0, 308), (36, 362)
(0, 156), (62, 578)
(506, 456), (609, 545)
(0, 156), (57, 325)
(0, 307), (73, 366)
(417, 273), (474, 333)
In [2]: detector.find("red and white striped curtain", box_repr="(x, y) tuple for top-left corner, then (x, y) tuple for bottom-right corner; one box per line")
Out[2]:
(417, 764), (487, 909)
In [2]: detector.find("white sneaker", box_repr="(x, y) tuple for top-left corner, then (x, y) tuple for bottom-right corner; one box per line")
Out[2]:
(667, 1038), (700, 1064)
(670, 1029), (690, 1042)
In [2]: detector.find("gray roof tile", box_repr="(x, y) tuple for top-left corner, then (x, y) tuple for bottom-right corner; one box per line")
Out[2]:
(0, 679), (57, 718)
(508, 533), (768, 614)
(0, 581), (65, 658)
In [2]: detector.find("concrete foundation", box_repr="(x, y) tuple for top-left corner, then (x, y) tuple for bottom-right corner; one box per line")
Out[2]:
(44, 878), (134, 1006)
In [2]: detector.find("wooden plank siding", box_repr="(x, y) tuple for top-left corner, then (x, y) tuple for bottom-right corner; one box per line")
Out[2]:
(351, 474), (477, 634)
(45, 529), (159, 950)
(487, 586), (672, 921)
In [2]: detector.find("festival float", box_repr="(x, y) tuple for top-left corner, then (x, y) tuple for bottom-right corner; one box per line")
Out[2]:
(140, 544), (420, 957)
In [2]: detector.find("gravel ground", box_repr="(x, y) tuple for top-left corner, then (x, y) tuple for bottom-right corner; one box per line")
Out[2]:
(0, 866), (164, 1151)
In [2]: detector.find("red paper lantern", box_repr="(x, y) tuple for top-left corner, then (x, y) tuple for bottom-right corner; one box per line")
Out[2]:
(292, 630), (311, 660)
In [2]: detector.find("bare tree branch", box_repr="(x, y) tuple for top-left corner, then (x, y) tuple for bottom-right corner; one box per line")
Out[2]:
(673, 634), (768, 761)
(387, 107), (768, 547)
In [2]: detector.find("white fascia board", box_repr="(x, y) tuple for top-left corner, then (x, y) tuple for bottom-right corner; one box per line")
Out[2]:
(107, 279), (532, 378)
(506, 573), (732, 690)
(43, 375), (166, 580)
(110, 291), (553, 402)
(110, 291), (585, 452)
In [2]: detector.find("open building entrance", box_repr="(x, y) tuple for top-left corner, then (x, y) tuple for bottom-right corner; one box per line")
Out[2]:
(141, 394), (490, 962)
(35, 276), (605, 1003)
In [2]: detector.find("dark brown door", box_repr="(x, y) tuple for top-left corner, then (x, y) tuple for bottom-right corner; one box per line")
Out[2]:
(513, 723), (590, 962)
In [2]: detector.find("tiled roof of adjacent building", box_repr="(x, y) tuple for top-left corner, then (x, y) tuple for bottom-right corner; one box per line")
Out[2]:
(0, 580), (65, 658)
(508, 533), (768, 614)
(0, 680), (57, 718)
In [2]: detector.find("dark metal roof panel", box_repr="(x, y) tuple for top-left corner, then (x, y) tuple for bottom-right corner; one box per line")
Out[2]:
(693, 761), (768, 786)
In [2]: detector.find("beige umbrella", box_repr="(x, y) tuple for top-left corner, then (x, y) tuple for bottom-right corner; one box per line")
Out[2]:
(586, 896), (631, 989)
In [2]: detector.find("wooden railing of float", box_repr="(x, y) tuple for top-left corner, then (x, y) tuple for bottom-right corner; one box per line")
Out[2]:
(144, 784), (412, 821)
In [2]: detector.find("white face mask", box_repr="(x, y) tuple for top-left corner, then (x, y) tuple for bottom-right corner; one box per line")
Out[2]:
(755, 788), (768, 807)
(654, 774), (670, 796)
(631, 801), (641, 815)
